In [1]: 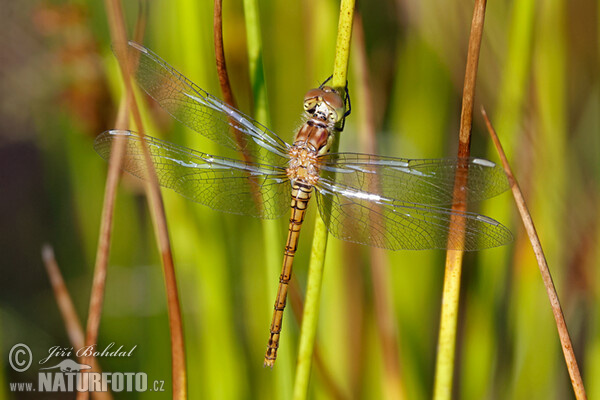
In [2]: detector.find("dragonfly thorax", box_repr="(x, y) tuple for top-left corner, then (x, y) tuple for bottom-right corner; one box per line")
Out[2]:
(286, 145), (320, 186)
(293, 120), (333, 154)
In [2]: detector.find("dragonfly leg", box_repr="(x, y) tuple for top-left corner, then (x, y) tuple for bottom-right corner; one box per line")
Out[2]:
(264, 184), (312, 367)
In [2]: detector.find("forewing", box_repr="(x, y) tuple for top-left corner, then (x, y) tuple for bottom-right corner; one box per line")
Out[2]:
(319, 153), (508, 205)
(315, 180), (512, 251)
(128, 41), (290, 165)
(94, 130), (290, 219)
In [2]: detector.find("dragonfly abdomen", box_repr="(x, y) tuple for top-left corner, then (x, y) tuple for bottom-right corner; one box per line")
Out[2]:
(264, 182), (313, 367)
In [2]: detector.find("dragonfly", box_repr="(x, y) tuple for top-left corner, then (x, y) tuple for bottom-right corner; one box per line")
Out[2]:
(94, 41), (512, 368)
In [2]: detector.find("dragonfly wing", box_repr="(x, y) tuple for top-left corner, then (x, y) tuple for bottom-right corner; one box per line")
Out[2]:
(127, 41), (290, 165)
(94, 130), (290, 219)
(315, 179), (512, 251)
(319, 153), (508, 205)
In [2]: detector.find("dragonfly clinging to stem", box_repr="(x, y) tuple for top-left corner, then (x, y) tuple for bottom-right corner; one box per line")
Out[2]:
(94, 41), (512, 368)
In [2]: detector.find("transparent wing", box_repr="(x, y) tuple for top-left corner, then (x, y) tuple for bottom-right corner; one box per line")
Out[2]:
(315, 179), (512, 251)
(319, 153), (508, 205)
(127, 41), (290, 165)
(94, 130), (290, 219)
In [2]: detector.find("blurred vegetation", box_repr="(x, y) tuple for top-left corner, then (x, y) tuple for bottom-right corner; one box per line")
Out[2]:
(0, 0), (598, 399)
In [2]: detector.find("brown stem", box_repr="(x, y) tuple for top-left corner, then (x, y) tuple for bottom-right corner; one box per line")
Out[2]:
(42, 245), (85, 350)
(213, 0), (259, 210)
(115, 14), (189, 400)
(481, 107), (587, 400)
(214, 0), (237, 109)
(457, 0), (486, 157)
(41, 245), (113, 400)
(77, 81), (129, 400)
(79, 1), (187, 399)
(433, 1), (487, 398)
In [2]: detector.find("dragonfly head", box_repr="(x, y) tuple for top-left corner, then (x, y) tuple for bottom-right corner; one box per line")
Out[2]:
(303, 87), (344, 126)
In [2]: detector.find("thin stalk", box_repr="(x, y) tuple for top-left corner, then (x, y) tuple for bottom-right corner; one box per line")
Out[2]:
(214, 0), (237, 109)
(214, 0), (256, 168)
(433, 1), (487, 399)
(92, 1), (187, 399)
(42, 245), (85, 352)
(481, 107), (587, 400)
(78, 9), (149, 395)
(41, 245), (113, 400)
(292, 1), (355, 399)
(77, 42), (131, 400)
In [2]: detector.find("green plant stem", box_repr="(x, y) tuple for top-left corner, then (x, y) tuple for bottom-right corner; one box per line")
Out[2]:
(292, 1), (354, 399)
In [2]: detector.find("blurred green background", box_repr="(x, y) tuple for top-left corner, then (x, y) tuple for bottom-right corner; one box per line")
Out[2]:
(1, 0), (598, 399)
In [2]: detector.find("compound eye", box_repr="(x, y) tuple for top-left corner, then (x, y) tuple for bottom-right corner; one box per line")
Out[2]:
(322, 91), (343, 110)
(304, 88), (323, 102)
(321, 91), (344, 123)
(303, 88), (324, 112)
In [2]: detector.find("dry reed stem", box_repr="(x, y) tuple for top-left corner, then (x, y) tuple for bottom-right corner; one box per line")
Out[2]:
(78, 12), (146, 396)
(108, 2), (188, 397)
(214, 0), (237, 110)
(353, 12), (405, 400)
(41, 245), (113, 400)
(433, 1), (487, 399)
(132, 1), (147, 49)
(42, 245), (85, 351)
(77, 83), (130, 400)
(213, 0), (262, 212)
(481, 107), (587, 400)
(79, 1), (187, 399)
